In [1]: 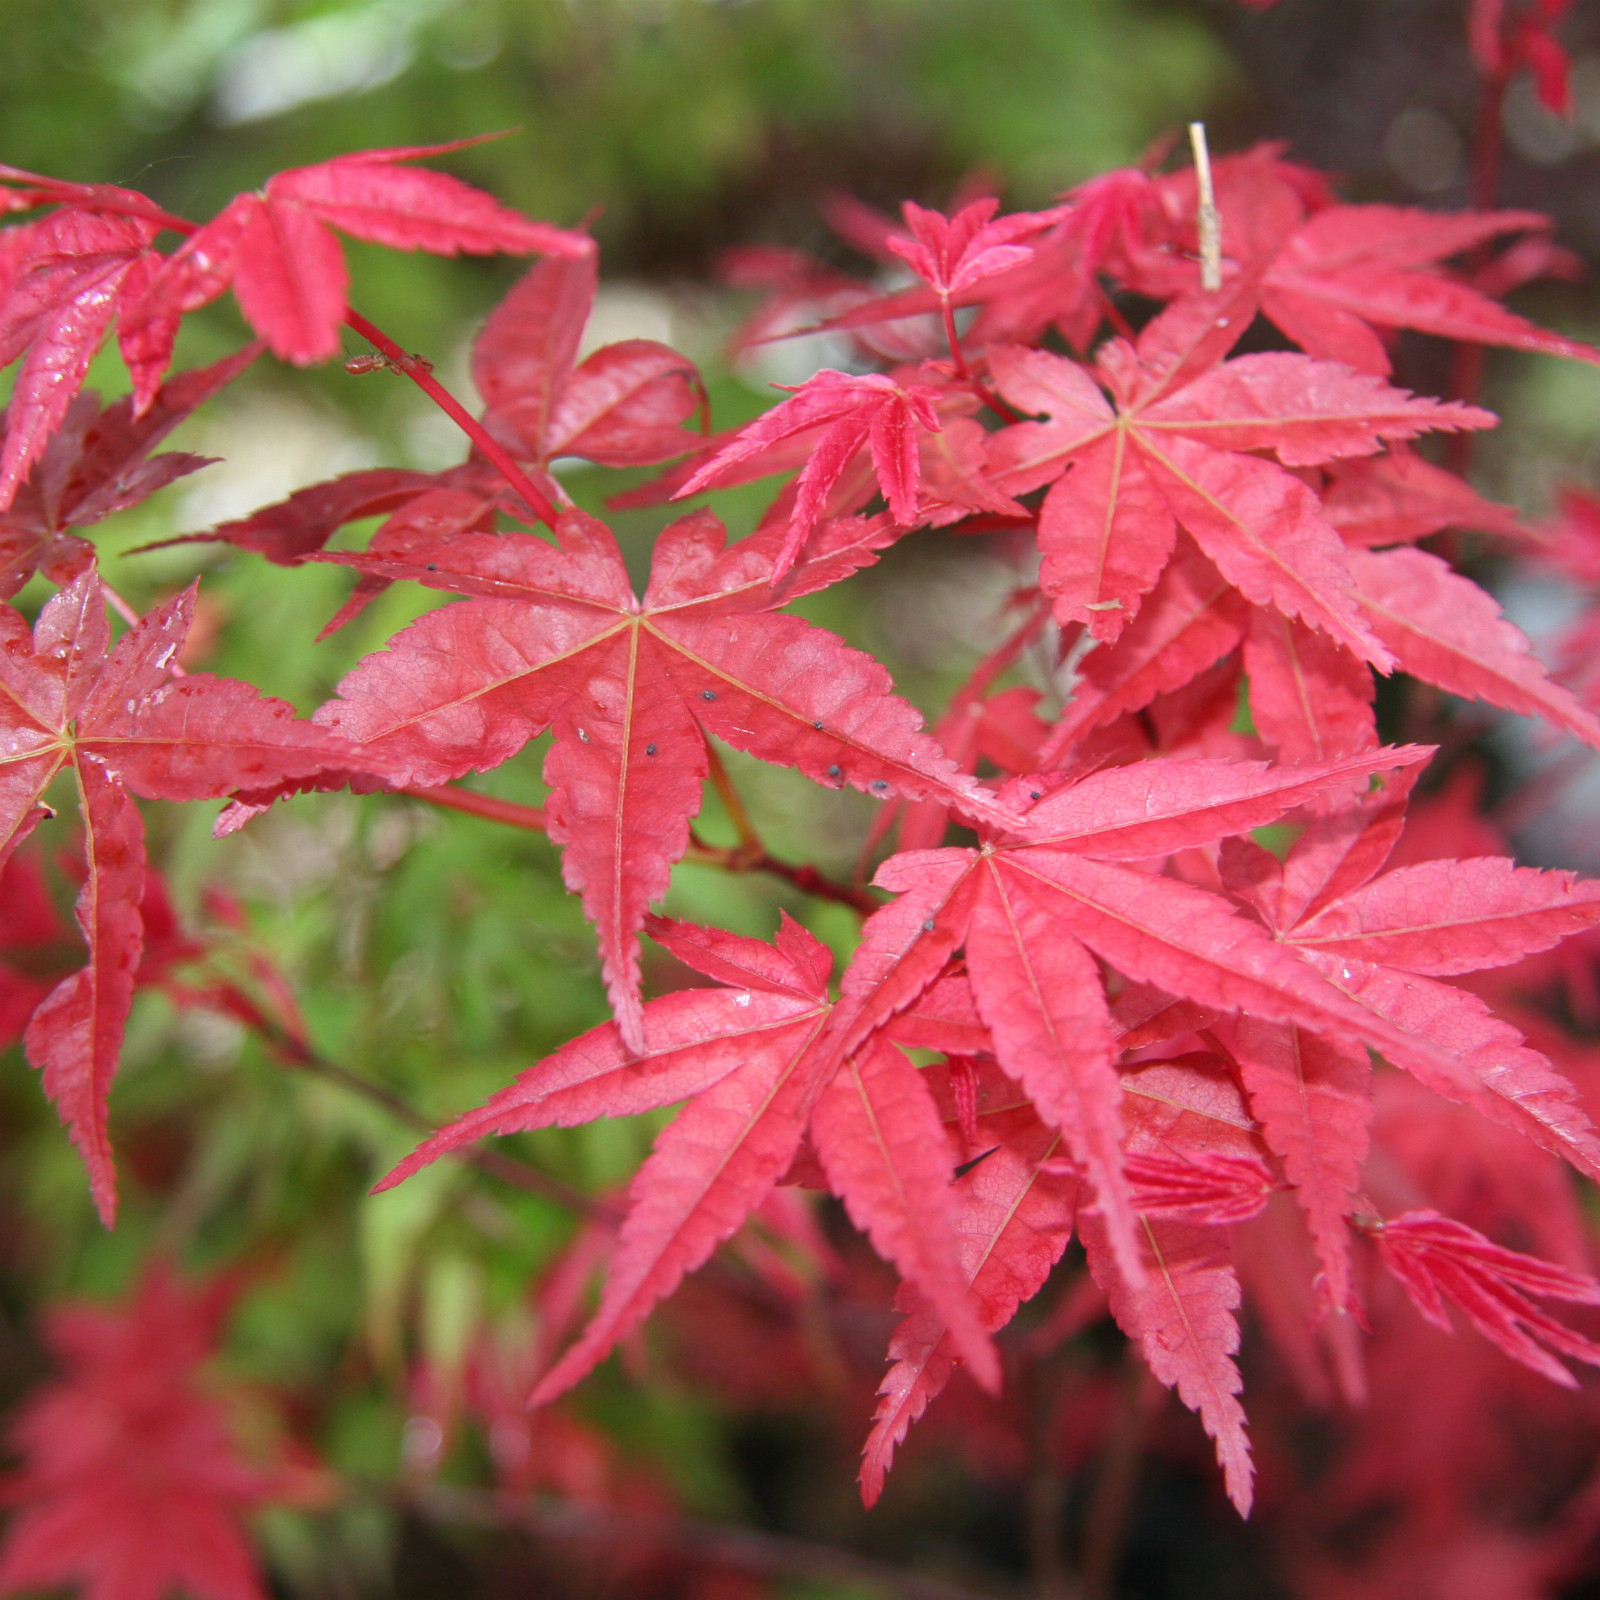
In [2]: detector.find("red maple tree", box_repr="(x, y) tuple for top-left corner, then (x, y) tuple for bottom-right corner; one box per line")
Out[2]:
(7, 68), (1600, 1598)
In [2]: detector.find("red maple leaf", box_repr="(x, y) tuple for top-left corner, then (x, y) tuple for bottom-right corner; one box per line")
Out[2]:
(0, 1264), (320, 1600)
(0, 571), (374, 1222)
(116, 141), (592, 387)
(1136, 153), (1597, 374)
(673, 369), (946, 577)
(160, 464), (491, 568)
(472, 250), (705, 473)
(807, 746), (1443, 1299)
(0, 347), (259, 598)
(985, 282), (1493, 650)
(1317, 447), (1530, 549)
(885, 197), (1063, 300)
(0, 210), (167, 511)
(304, 506), (1001, 1048)
(1369, 1209), (1600, 1385)
(1218, 772), (1600, 1309)
(378, 914), (1006, 1405)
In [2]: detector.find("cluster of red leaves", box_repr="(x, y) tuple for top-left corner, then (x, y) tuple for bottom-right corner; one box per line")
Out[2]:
(0, 1265), (320, 1600)
(8, 125), (1600, 1578)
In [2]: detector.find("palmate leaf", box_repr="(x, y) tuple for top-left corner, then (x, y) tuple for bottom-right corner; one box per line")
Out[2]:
(473, 252), (704, 471)
(806, 747), (1433, 1291)
(1213, 784), (1600, 1301)
(381, 917), (1004, 1403)
(0, 347), (260, 599)
(985, 285), (1491, 652)
(0, 1266), (310, 1600)
(1372, 1210), (1600, 1387)
(117, 142), (592, 382)
(1134, 150), (1600, 374)
(674, 370), (946, 578)
(0, 573), (370, 1221)
(0, 212), (165, 511)
(308, 505), (999, 1049)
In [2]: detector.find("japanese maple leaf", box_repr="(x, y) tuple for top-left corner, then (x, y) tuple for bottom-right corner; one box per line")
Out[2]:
(861, 1066), (1077, 1507)
(1131, 150), (1597, 374)
(885, 198), (1063, 300)
(1370, 1209), (1600, 1385)
(965, 169), (1164, 351)
(1317, 447), (1529, 549)
(0, 346), (259, 598)
(472, 250), (704, 473)
(764, 195), (1070, 349)
(0, 1265), (316, 1600)
(378, 915), (1005, 1404)
(1342, 543), (1600, 749)
(1218, 774), (1600, 1307)
(161, 463), (494, 567)
(861, 1047), (1270, 1514)
(1256, 203), (1600, 375)
(1078, 1052), (1267, 1514)
(0, 210), (166, 511)
(808, 744), (1437, 1290)
(0, 571), (372, 1222)
(986, 283), (1493, 650)
(119, 141), (592, 386)
(1045, 517), (1600, 775)
(306, 506), (1001, 1049)
(673, 369), (945, 578)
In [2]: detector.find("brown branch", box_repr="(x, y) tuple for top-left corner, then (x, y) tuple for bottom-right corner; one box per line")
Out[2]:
(688, 829), (881, 915)
(410, 1481), (1005, 1600)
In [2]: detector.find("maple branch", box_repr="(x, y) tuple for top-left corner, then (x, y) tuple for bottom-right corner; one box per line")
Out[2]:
(401, 783), (548, 832)
(703, 743), (762, 858)
(400, 781), (875, 913)
(688, 829), (881, 915)
(342, 309), (561, 530)
(253, 1016), (607, 1217)
(409, 1482), (1003, 1600)
(933, 287), (1022, 423)
(20, 189), (563, 534)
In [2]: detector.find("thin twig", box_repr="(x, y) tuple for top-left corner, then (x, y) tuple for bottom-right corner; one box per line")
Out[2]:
(1080, 1353), (1162, 1600)
(410, 1481), (1005, 1600)
(401, 783), (548, 832)
(343, 309), (560, 529)
(940, 298), (973, 381)
(703, 742), (763, 859)
(400, 780), (876, 913)
(255, 1015), (607, 1218)
(688, 828), (881, 915)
